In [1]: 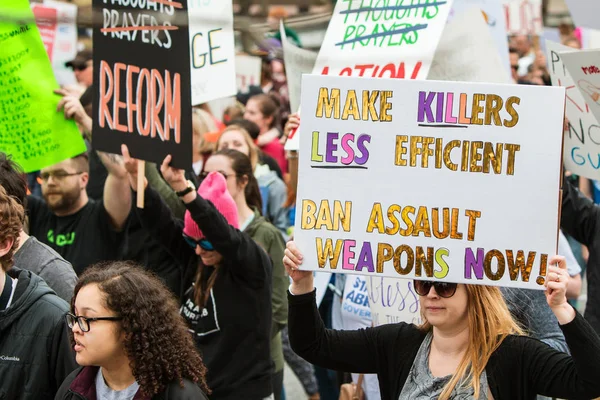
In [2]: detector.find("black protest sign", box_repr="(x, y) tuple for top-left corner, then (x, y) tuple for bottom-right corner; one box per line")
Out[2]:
(92, 0), (192, 169)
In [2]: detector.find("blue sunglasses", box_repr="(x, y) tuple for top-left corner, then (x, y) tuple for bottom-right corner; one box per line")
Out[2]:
(182, 234), (214, 251)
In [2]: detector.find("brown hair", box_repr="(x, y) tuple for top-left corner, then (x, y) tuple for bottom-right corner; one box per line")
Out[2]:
(215, 149), (262, 213)
(216, 125), (260, 169)
(0, 152), (27, 209)
(419, 285), (524, 399)
(73, 262), (210, 396)
(249, 93), (279, 129)
(0, 185), (23, 271)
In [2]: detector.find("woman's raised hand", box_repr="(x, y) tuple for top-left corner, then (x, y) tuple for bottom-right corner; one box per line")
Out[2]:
(545, 255), (576, 325)
(160, 154), (188, 192)
(283, 241), (314, 295)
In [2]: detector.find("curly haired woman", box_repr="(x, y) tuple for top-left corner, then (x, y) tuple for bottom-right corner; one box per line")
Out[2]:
(54, 261), (210, 400)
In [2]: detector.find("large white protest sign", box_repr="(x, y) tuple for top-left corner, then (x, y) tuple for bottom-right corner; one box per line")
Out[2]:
(564, 0), (600, 31)
(235, 55), (262, 94)
(449, 0), (510, 77)
(281, 23), (318, 114)
(546, 41), (600, 179)
(189, 0), (236, 105)
(562, 50), (600, 135)
(313, 0), (453, 79)
(502, 0), (542, 36)
(294, 74), (564, 289)
(429, 8), (511, 84)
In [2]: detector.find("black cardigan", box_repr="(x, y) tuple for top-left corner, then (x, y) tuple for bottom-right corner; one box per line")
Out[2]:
(288, 290), (600, 400)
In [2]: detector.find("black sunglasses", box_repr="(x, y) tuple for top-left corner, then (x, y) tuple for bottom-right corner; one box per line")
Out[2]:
(413, 280), (458, 298)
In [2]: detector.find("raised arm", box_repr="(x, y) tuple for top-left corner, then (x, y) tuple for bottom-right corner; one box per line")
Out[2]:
(98, 152), (131, 230)
(560, 177), (600, 247)
(145, 162), (186, 220)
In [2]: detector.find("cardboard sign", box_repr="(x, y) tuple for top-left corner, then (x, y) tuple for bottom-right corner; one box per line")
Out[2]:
(93, 0), (193, 169)
(31, 5), (57, 60)
(312, 0), (453, 79)
(503, 0), (542, 36)
(281, 22), (318, 114)
(189, 0), (236, 105)
(449, 0), (510, 77)
(546, 41), (600, 180)
(235, 55), (261, 93)
(294, 74), (564, 289)
(562, 50), (600, 133)
(429, 8), (511, 84)
(564, 0), (600, 31)
(0, 0), (86, 173)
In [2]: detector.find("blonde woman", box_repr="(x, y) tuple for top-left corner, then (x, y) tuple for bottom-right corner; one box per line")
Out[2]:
(283, 241), (600, 400)
(192, 109), (219, 178)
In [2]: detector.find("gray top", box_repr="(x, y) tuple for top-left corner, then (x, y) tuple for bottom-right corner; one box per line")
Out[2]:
(13, 236), (77, 302)
(399, 332), (488, 400)
(96, 368), (140, 400)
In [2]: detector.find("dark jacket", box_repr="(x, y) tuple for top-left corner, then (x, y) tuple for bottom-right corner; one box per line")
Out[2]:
(135, 187), (273, 400)
(244, 209), (288, 373)
(54, 366), (209, 400)
(560, 178), (600, 333)
(0, 268), (77, 400)
(288, 290), (600, 400)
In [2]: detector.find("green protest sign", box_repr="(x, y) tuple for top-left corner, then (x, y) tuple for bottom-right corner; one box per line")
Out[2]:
(0, 0), (86, 173)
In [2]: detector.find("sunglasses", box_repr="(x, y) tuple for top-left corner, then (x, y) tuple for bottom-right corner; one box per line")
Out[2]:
(72, 63), (91, 71)
(182, 233), (214, 251)
(413, 280), (458, 298)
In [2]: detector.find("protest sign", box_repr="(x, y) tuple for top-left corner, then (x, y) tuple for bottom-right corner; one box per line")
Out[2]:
(449, 0), (510, 76)
(189, 0), (236, 105)
(366, 276), (422, 325)
(562, 50), (600, 132)
(235, 55), (261, 93)
(0, 0), (86, 173)
(281, 23), (318, 114)
(294, 74), (564, 289)
(502, 0), (542, 36)
(42, 0), (78, 86)
(429, 7), (511, 84)
(564, 0), (600, 31)
(31, 4), (57, 61)
(93, 0), (193, 169)
(546, 41), (600, 180)
(313, 0), (453, 79)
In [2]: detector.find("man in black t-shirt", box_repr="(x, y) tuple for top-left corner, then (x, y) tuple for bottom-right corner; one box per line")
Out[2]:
(26, 152), (131, 275)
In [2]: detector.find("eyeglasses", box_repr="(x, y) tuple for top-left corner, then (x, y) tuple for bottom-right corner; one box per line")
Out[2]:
(182, 233), (215, 251)
(413, 280), (458, 298)
(198, 171), (232, 181)
(72, 63), (91, 71)
(39, 171), (83, 182)
(511, 64), (519, 70)
(65, 312), (122, 333)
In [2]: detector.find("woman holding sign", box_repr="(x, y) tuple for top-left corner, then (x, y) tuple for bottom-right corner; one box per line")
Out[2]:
(122, 147), (274, 400)
(283, 242), (600, 400)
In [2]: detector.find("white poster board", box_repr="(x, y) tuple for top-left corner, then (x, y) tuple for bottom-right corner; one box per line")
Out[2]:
(294, 74), (564, 289)
(188, 0), (236, 105)
(503, 0), (542, 36)
(313, 0), (453, 79)
(366, 276), (422, 326)
(429, 8), (511, 84)
(564, 0), (600, 31)
(562, 49), (600, 132)
(449, 0), (510, 77)
(546, 41), (600, 180)
(235, 55), (262, 94)
(281, 23), (318, 114)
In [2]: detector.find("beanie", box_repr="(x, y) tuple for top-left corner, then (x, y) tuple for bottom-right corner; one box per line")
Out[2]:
(183, 172), (240, 239)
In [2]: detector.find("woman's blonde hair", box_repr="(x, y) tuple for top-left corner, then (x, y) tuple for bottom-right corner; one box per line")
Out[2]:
(419, 285), (524, 399)
(216, 125), (259, 170)
(192, 109), (218, 155)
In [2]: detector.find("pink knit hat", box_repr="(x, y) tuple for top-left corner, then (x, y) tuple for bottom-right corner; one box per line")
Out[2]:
(183, 172), (239, 239)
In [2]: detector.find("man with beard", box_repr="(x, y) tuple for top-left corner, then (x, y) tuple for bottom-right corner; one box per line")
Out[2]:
(25, 151), (131, 275)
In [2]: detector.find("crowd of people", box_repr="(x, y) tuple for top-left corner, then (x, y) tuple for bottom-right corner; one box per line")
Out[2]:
(3, 6), (600, 400)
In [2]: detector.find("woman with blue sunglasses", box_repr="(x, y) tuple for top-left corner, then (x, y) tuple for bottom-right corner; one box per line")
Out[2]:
(122, 145), (275, 400)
